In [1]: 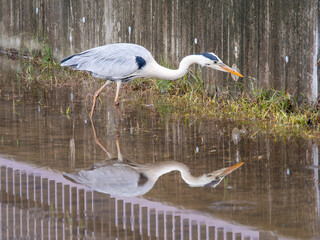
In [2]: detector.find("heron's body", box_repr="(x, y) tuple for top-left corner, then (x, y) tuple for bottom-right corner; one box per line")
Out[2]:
(61, 44), (154, 82)
(61, 43), (243, 119)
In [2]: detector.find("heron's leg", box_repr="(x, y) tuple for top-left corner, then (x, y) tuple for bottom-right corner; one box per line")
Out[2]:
(90, 80), (112, 120)
(114, 80), (122, 106)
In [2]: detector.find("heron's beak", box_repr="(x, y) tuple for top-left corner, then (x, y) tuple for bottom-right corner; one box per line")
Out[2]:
(219, 63), (243, 77)
(220, 162), (244, 176)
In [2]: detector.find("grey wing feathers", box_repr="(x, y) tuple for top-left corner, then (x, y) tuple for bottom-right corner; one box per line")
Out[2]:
(61, 43), (151, 80)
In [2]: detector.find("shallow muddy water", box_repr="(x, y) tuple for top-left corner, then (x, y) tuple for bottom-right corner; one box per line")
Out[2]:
(0, 56), (320, 239)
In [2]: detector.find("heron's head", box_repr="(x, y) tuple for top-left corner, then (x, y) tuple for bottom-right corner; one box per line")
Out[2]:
(200, 53), (243, 78)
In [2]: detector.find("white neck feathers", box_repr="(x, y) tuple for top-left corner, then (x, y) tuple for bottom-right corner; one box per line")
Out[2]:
(143, 55), (204, 80)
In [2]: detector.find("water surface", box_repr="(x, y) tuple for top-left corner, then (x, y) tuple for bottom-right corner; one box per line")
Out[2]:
(0, 56), (319, 239)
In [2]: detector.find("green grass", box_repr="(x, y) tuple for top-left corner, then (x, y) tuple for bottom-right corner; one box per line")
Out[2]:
(15, 49), (92, 90)
(129, 75), (320, 139)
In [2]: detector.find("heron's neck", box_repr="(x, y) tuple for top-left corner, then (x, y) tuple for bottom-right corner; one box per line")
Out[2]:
(148, 55), (203, 80)
(146, 161), (203, 186)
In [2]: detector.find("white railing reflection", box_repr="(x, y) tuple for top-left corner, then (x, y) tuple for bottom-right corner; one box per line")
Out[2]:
(0, 157), (275, 240)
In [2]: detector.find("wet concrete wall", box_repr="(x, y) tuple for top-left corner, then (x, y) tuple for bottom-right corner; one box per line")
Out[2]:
(0, 0), (319, 101)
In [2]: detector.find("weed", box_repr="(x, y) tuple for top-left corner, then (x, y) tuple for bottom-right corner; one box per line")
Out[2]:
(66, 106), (70, 119)
(128, 78), (320, 139)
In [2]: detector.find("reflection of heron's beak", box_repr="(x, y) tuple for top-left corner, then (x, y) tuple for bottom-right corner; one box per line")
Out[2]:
(203, 162), (244, 188)
(220, 162), (244, 176)
(219, 63), (243, 77)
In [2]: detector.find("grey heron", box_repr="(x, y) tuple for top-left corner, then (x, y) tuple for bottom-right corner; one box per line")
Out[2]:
(61, 43), (243, 119)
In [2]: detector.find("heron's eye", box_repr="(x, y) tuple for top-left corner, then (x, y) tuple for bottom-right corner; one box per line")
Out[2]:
(213, 60), (218, 64)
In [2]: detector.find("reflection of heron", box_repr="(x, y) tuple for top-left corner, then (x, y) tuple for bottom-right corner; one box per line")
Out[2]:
(63, 121), (244, 197)
(61, 43), (243, 119)
(64, 158), (243, 197)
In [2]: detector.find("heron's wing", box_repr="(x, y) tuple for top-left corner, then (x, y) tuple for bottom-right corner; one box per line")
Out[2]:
(61, 44), (150, 80)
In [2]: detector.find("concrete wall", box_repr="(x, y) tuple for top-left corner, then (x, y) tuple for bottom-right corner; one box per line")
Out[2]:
(0, 0), (319, 101)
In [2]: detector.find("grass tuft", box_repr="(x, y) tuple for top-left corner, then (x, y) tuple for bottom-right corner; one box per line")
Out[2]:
(128, 74), (320, 139)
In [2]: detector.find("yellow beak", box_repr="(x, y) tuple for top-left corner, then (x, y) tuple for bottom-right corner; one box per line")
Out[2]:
(219, 63), (243, 77)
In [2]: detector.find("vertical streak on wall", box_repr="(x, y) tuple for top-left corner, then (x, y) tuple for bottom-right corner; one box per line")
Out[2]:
(312, 4), (319, 101)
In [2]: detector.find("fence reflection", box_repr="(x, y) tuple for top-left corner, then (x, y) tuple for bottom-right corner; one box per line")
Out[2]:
(0, 157), (267, 239)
